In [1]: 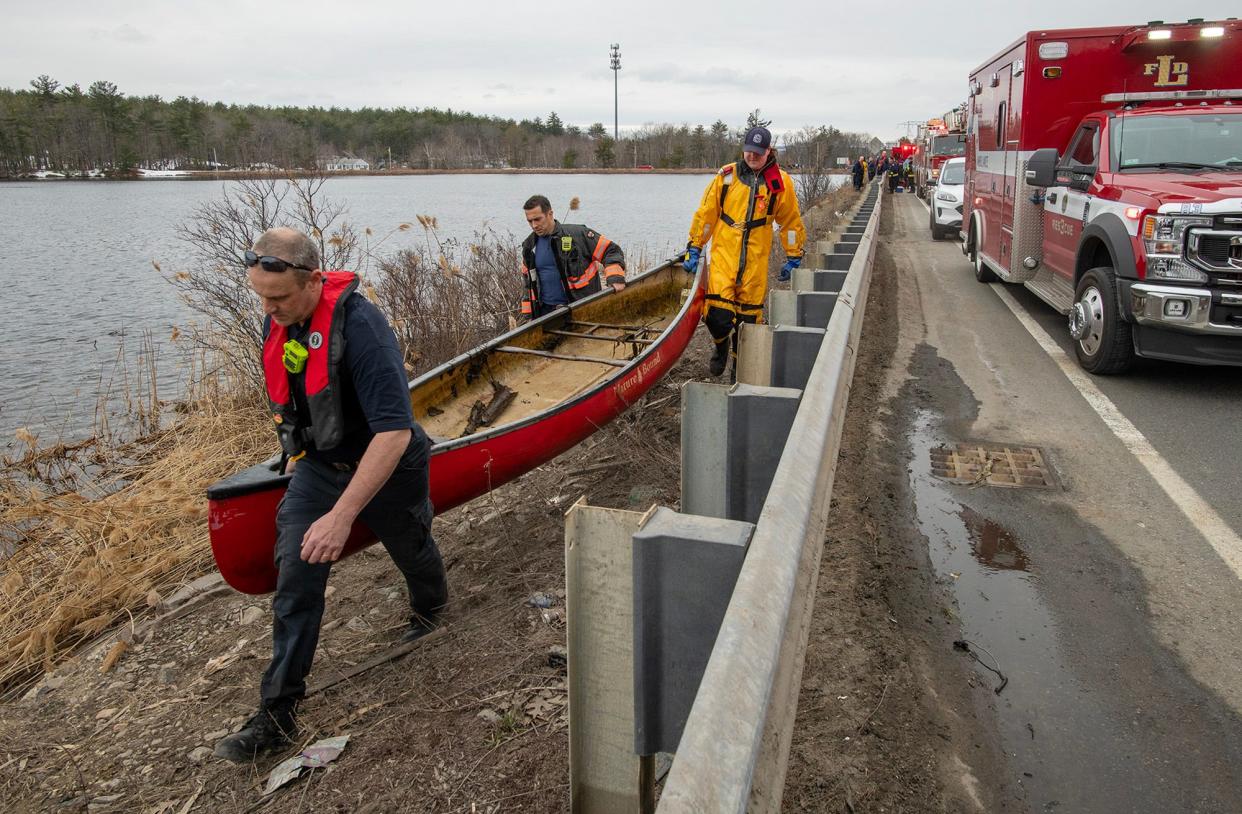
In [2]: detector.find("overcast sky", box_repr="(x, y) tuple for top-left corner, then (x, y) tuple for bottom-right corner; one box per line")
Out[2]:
(3, 1), (1239, 144)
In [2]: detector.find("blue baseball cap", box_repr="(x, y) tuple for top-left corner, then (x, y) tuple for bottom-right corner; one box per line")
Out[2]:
(742, 126), (772, 154)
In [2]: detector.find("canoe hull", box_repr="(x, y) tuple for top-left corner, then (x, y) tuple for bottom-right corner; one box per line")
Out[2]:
(208, 262), (702, 594)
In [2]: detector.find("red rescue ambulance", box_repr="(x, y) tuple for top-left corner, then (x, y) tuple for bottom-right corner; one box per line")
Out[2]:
(962, 19), (1242, 373)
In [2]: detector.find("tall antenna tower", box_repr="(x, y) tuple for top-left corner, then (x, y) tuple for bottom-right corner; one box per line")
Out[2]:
(610, 44), (622, 141)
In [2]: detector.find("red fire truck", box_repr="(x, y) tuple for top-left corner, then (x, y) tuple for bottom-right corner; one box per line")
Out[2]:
(890, 140), (918, 163)
(916, 105), (967, 198)
(962, 19), (1242, 373)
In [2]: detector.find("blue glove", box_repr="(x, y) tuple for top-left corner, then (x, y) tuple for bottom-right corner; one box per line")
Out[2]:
(777, 256), (801, 282)
(683, 245), (701, 273)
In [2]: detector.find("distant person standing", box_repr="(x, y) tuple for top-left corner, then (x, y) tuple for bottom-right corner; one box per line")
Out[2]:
(518, 195), (626, 319)
(682, 125), (806, 377)
(852, 155), (866, 190)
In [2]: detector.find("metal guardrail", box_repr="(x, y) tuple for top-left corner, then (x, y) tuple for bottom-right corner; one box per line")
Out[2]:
(657, 187), (882, 813)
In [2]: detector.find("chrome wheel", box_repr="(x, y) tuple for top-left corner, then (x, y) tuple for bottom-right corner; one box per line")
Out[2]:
(1072, 286), (1105, 356)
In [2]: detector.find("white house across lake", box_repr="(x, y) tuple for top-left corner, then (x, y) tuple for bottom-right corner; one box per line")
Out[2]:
(324, 156), (370, 171)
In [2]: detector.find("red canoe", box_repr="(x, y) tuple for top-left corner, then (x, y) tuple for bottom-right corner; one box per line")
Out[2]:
(207, 259), (704, 593)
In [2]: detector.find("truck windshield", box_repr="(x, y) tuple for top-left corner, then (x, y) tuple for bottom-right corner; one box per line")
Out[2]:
(940, 163), (965, 184)
(1113, 113), (1242, 170)
(932, 135), (966, 156)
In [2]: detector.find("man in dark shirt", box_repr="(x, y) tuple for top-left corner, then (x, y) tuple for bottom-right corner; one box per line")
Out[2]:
(214, 227), (448, 763)
(519, 195), (627, 319)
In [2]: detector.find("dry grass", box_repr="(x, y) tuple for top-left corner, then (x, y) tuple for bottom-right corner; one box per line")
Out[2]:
(0, 391), (271, 700)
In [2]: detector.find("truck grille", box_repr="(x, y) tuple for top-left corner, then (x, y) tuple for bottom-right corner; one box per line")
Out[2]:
(1186, 228), (1242, 285)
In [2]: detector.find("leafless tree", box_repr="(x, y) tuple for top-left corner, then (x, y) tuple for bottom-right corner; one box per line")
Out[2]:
(168, 175), (359, 392)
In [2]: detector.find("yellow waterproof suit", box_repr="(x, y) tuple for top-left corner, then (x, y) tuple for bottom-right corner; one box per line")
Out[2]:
(687, 159), (806, 350)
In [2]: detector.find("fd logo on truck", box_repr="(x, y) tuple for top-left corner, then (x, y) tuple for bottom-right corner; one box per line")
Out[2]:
(1144, 55), (1189, 87)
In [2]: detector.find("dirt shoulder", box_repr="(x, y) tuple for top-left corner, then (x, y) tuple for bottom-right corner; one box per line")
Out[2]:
(783, 194), (1010, 812)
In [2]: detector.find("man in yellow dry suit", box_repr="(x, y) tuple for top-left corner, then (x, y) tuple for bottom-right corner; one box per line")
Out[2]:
(683, 125), (806, 377)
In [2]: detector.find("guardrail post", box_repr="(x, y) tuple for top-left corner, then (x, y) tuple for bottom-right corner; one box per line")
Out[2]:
(566, 500), (655, 813)
(736, 323), (826, 391)
(632, 508), (754, 757)
(818, 252), (852, 270)
(680, 382), (801, 524)
(792, 268), (848, 293)
(768, 289), (838, 330)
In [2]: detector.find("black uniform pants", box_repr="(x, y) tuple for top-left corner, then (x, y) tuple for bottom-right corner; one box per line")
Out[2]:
(259, 448), (447, 707)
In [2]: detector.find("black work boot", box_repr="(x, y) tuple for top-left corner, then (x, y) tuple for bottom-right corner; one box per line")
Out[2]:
(708, 341), (729, 376)
(213, 702), (297, 763)
(401, 606), (443, 643)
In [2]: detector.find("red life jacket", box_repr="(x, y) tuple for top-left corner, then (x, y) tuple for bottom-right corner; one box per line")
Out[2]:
(262, 271), (359, 454)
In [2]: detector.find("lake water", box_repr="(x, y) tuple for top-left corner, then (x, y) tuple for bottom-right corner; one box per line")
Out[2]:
(0, 173), (845, 444)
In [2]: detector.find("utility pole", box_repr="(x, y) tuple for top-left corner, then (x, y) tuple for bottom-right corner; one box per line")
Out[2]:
(610, 43), (621, 141)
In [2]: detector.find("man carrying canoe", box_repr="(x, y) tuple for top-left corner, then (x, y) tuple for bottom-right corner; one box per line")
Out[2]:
(682, 125), (806, 378)
(214, 227), (449, 763)
(519, 194), (627, 319)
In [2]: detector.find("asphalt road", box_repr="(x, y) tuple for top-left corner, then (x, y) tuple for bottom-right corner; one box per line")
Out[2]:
(882, 190), (1242, 813)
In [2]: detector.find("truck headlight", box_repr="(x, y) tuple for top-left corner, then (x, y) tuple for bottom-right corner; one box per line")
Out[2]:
(935, 190), (957, 202)
(1140, 214), (1210, 283)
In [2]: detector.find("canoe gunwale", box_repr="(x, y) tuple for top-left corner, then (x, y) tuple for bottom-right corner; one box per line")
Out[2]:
(420, 256), (696, 453)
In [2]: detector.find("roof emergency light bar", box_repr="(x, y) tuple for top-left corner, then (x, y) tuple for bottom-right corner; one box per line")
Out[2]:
(1121, 20), (1235, 49)
(1102, 88), (1242, 103)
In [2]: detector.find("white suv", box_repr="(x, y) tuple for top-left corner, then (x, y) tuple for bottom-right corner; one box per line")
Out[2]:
(929, 157), (964, 241)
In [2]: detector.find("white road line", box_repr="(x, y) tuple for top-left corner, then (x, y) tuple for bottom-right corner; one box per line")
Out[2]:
(990, 283), (1242, 580)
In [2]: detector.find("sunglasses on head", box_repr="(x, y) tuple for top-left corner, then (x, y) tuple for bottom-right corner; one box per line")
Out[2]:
(244, 249), (314, 273)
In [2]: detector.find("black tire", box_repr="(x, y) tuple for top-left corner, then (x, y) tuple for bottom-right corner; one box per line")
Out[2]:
(929, 206), (942, 240)
(1070, 267), (1134, 375)
(970, 220), (997, 282)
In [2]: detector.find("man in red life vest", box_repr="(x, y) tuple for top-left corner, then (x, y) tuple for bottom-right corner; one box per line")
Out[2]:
(214, 227), (448, 763)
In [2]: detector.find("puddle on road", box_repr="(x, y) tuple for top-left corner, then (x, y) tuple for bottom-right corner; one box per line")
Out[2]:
(960, 506), (1029, 573)
(908, 409), (1162, 812)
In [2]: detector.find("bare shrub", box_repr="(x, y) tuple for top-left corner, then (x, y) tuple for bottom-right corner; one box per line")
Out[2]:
(167, 175), (360, 393)
(368, 221), (525, 375)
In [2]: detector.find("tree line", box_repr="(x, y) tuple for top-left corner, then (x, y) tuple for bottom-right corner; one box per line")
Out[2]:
(0, 76), (879, 177)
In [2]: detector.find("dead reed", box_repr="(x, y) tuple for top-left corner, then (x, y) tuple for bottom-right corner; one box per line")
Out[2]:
(0, 390), (270, 699)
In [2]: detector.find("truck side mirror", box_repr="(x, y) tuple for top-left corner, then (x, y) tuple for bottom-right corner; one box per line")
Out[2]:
(1066, 172), (1093, 192)
(1025, 148), (1058, 187)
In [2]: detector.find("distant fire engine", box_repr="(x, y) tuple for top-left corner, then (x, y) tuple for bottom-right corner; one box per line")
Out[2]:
(915, 105), (967, 198)
(962, 18), (1242, 373)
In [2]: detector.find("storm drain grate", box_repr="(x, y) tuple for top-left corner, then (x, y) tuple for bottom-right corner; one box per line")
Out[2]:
(930, 443), (1055, 489)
